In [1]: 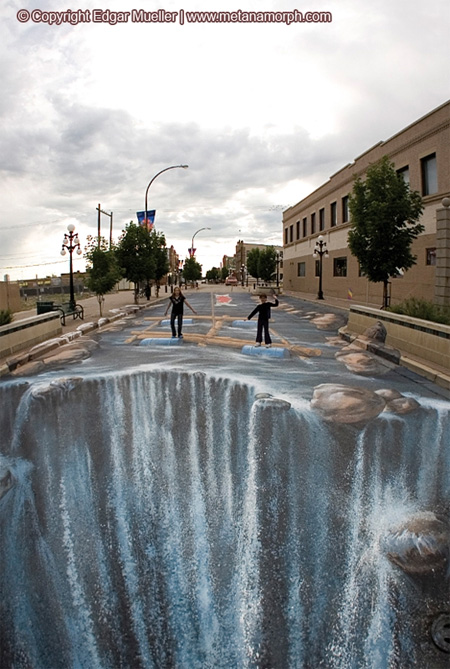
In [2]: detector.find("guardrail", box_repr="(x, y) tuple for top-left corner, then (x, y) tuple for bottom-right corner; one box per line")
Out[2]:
(0, 312), (62, 360)
(343, 305), (450, 370)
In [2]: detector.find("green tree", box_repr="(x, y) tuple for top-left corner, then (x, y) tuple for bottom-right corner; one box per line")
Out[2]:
(84, 236), (122, 316)
(259, 246), (277, 283)
(206, 267), (221, 282)
(220, 266), (229, 282)
(116, 222), (156, 303)
(348, 156), (424, 308)
(246, 248), (261, 284)
(182, 257), (202, 285)
(149, 230), (169, 297)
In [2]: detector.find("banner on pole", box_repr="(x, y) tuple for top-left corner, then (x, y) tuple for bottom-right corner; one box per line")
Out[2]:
(137, 210), (156, 231)
(188, 247), (196, 258)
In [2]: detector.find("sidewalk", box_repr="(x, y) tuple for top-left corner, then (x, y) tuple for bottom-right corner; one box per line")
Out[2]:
(283, 289), (450, 397)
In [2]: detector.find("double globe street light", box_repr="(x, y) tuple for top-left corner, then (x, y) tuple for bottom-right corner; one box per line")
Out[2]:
(61, 223), (82, 312)
(313, 234), (328, 300)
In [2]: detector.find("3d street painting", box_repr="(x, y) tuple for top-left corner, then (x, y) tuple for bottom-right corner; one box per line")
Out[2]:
(1, 292), (449, 668)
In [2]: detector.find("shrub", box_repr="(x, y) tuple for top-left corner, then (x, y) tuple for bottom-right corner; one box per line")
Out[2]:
(388, 298), (450, 325)
(0, 309), (13, 326)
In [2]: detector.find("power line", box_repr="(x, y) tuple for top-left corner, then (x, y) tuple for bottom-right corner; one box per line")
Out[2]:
(0, 259), (68, 270)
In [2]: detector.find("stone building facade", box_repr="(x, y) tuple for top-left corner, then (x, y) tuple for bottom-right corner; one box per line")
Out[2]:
(282, 101), (450, 305)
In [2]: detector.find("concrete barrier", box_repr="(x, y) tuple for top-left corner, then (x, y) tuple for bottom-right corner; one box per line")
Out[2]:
(343, 305), (450, 370)
(0, 313), (62, 360)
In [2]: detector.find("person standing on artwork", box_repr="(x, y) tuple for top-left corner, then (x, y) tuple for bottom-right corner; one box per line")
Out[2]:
(164, 286), (197, 338)
(247, 292), (279, 347)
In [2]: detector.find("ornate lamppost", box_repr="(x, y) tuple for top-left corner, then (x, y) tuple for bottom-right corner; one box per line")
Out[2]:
(276, 250), (283, 288)
(313, 234), (328, 300)
(60, 223), (82, 311)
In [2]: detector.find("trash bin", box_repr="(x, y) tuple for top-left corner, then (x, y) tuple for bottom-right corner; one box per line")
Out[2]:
(36, 301), (54, 315)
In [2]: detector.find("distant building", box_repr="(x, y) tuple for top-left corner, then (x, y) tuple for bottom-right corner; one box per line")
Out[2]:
(0, 279), (21, 313)
(282, 100), (450, 305)
(19, 273), (87, 298)
(235, 240), (283, 284)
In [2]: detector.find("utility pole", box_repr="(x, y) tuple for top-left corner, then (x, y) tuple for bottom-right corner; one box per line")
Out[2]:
(96, 204), (114, 248)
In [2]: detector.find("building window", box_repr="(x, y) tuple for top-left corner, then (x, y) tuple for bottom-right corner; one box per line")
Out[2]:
(421, 153), (437, 195)
(342, 196), (349, 223)
(296, 220), (300, 240)
(333, 257), (347, 277)
(319, 208), (325, 231)
(311, 212), (316, 235)
(302, 217), (307, 237)
(284, 228), (288, 245)
(426, 248), (436, 266)
(297, 262), (306, 277)
(330, 201), (337, 227)
(289, 225), (294, 243)
(397, 165), (410, 185)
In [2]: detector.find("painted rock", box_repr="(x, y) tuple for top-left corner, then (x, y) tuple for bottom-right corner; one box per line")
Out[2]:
(381, 511), (449, 574)
(310, 383), (386, 424)
(363, 320), (387, 342)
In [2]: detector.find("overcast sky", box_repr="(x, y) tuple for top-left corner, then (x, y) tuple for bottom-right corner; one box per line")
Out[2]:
(1, 0), (449, 281)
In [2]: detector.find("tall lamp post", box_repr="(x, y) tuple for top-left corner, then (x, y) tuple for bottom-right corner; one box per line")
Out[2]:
(313, 234), (328, 300)
(144, 164), (189, 227)
(61, 223), (82, 311)
(276, 250), (283, 288)
(190, 227), (211, 257)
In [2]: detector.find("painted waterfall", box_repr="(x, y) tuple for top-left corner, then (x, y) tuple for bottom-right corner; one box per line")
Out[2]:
(0, 367), (449, 668)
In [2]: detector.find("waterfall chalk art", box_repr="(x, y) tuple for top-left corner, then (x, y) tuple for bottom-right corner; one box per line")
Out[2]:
(0, 350), (449, 667)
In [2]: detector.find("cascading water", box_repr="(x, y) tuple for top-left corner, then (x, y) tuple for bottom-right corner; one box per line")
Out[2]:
(0, 367), (449, 668)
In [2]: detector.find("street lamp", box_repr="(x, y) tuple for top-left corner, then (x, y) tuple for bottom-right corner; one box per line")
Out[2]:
(313, 234), (328, 300)
(60, 223), (82, 311)
(190, 227), (211, 257)
(144, 164), (188, 227)
(276, 250), (283, 288)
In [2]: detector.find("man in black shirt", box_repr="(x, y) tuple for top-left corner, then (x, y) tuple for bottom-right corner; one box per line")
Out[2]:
(247, 293), (279, 347)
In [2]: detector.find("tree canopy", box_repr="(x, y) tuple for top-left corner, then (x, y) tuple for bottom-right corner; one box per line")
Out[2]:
(182, 257), (202, 284)
(247, 246), (277, 284)
(246, 248), (261, 283)
(205, 267), (221, 282)
(84, 235), (122, 316)
(115, 222), (156, 301)
(348, 156), (424, 308)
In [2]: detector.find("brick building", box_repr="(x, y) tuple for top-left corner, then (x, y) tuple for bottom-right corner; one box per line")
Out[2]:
(282, 101), (450, 305)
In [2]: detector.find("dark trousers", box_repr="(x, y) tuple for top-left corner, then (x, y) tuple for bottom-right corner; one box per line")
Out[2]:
(171, 312), (183, 337)
(256, 319), (271, 344)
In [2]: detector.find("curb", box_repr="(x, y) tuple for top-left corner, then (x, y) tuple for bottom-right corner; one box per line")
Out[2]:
(0, 304), (148, 377)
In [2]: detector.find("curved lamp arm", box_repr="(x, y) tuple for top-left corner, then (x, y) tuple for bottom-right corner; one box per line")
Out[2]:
(144, 164), (189, 222)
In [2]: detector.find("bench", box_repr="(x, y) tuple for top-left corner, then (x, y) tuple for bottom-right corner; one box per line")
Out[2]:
(36, 301), (84, 326)
(53, 302), (84, 326)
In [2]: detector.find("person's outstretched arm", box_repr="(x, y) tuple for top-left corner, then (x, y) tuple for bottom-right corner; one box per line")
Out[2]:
(185, 300), (197, 314)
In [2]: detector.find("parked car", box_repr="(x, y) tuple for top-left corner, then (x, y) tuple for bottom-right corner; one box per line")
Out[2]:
(225, 276), (238, 286)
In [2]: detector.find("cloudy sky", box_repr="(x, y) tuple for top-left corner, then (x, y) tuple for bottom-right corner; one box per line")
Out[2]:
(1, 0), (449, 281)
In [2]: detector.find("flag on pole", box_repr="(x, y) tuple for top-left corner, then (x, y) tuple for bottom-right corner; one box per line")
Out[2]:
(137, 210), (156, 230)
